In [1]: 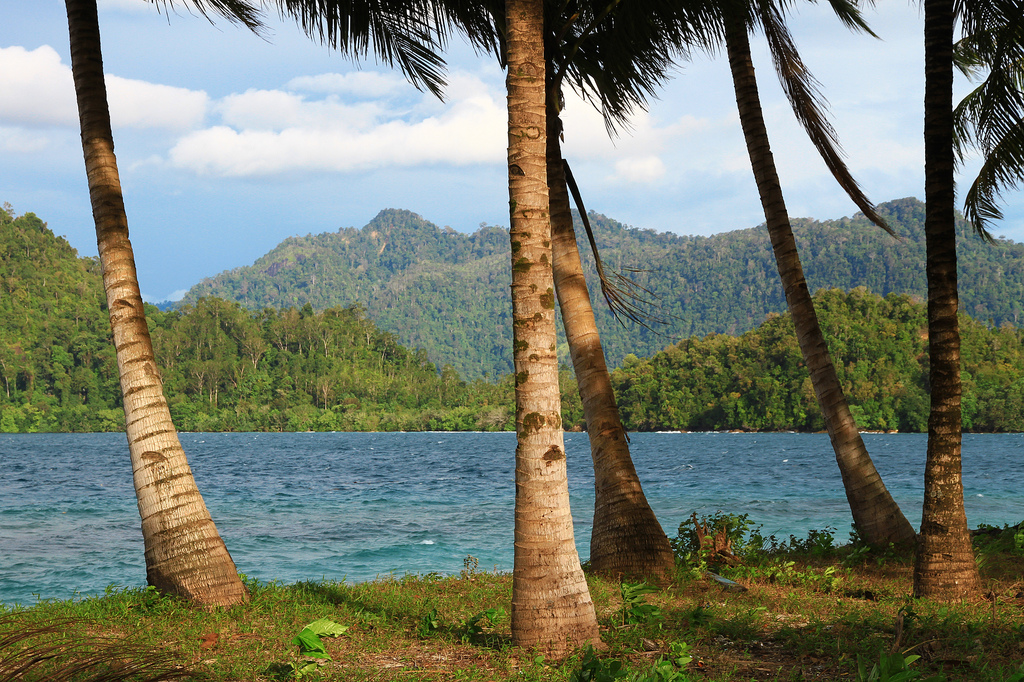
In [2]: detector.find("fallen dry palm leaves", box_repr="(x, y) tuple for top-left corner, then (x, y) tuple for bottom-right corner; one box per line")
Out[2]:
(0, 614), (192, 682)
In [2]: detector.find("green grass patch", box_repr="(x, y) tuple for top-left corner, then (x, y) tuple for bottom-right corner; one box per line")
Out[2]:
(3, 529), (1023, 681)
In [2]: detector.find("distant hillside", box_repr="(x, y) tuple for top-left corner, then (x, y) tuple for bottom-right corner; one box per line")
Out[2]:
(0, 204), (517, 433)
(181, 198), (1024, 380)
(611, 287), (1024, 433)
(0, 205), (122, 431)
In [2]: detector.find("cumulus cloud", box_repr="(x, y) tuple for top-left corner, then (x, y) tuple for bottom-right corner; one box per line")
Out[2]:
(216, 89), (385, 131)
(286, 72), (407, 98)
(170, 72), (506, 176)
(107, 75), (209, 130)
(611, 156), (667, 184)
(0, 44), (207, 131)
(0, 45), (78, 127)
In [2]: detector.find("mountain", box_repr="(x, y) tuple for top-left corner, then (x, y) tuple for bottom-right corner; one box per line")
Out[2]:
(0, 205), (122, 431)
(180, 198), (1024, 380)
(0, 204), (518, 433)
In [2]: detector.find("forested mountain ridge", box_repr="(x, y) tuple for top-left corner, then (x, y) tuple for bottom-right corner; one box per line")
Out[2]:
(181, 198), (1024, 379)
(0, 205), (520, 432)
(5, 204), (1024, 433)
(612, 287), (1024, 433)
(0, 205), (121, 429)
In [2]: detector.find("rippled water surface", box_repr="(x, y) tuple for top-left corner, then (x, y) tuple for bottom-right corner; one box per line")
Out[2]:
(2, 431), (1022, 606)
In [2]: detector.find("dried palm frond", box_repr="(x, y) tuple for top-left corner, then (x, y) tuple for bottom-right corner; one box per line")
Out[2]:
(0, 614), (194, 682)
(562, 160), (668, 330)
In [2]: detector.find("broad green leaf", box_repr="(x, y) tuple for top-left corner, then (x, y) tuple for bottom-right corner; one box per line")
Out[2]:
(292, 628), (328, 656)
(305, 617), (349, 637)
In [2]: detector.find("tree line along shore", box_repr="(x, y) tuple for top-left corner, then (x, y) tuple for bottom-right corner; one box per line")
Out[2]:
(3, 206), (1024, 434)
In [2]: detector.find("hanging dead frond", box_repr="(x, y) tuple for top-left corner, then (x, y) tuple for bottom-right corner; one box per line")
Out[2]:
(562, 160), (668, 330)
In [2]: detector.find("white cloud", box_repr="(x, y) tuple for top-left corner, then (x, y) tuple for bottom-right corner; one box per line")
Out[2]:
(0, 127), (53, 154)
(107, 75), (209, 130)
(611, 156), (667, 184)
(170, 72), (506, 176)
(287, 72), (408, 98)
(97, 0), (155, 12)
(0, 45), (78, 127)
(216, 89), (385, 131)
(0, 44), (207, 132)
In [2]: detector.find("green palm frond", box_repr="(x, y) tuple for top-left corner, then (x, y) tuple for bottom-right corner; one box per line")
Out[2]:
(273, 0), (459, 99)
(954, 0), (1024, 237)
(754, 0), (893, 234)
(145, 0), (265, 32)
(554, 0), (720, 133)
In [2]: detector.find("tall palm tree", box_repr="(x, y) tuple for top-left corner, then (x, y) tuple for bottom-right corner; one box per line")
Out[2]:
(913, 0), (982, 600)
(460, 0), (712, 580)
(718, 0), (916, 546)
(64, 0), (254, 605)
(540, 1), (710, 579)
(505, 0), (602, 653)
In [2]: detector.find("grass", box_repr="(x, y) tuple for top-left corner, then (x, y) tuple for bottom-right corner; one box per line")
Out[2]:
(2, 530), (1023, 682)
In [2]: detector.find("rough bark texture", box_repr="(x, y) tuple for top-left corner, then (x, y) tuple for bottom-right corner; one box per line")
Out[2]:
(724, 14), (916, 546)
(547, 110), (674, 580)
(66, 0), (247, 606)
(506, 0), (601, 655)
(914, 0), (982, 600)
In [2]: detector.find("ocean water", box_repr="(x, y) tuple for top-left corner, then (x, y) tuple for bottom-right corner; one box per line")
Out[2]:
(1, 431), (1022, 607)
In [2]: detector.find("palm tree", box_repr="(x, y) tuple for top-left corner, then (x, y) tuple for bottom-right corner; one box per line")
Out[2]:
(64, 0), (254, 605)
(717, 0), (916, 547)
(505, 0), (602, 653)
(913, 0), (983, 600)
(540, 2), (707, 579)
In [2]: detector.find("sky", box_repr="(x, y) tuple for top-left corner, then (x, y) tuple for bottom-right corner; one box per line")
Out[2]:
(3, 1), (1022, 303)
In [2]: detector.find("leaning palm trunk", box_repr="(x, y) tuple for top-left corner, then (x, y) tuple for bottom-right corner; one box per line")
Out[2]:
(66, 0), (247, 606)
(506, 0), (601, 654)
(546, 110), (675, 580)
(914, 0), (981, 600)
(724, 13), (916, 547)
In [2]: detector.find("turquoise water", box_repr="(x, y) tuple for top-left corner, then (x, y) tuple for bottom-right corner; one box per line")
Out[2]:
(1, 431), (1021, 606)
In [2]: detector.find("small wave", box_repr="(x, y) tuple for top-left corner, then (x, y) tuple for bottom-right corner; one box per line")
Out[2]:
(419, 540), (435, 545)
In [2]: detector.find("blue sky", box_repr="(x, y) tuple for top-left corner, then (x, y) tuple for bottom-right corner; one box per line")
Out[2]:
(3, 0), (1020, 302)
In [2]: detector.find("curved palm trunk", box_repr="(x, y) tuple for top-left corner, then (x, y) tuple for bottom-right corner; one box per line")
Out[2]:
(506, 0), (601, 654)
(914, 0), (981, 600)
(546, 110), (675, 580)
(724, 13), (916, 547)
(66, 0), (247, 606)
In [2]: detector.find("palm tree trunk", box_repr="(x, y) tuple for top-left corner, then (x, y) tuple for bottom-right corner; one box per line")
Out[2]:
(66, 0), (247, 606)
(914, 0), (981, 600)
(546, 109), (675, 579)
(506, 0), (601, 654)
(724, 12), (916, 547)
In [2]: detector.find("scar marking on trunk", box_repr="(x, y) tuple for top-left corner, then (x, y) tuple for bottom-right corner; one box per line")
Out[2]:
(543, 446), (565, 463)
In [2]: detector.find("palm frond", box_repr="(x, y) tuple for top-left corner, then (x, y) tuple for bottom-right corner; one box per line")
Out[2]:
(562, 160), (667, 329)
(550, 0), (721, 134)
(954, 0), (1024, 237)
(756, 0), (894, 235)
(145, 0), (265, 32)
(273, 0), (454, 99)
(0, 614), (193, 682)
